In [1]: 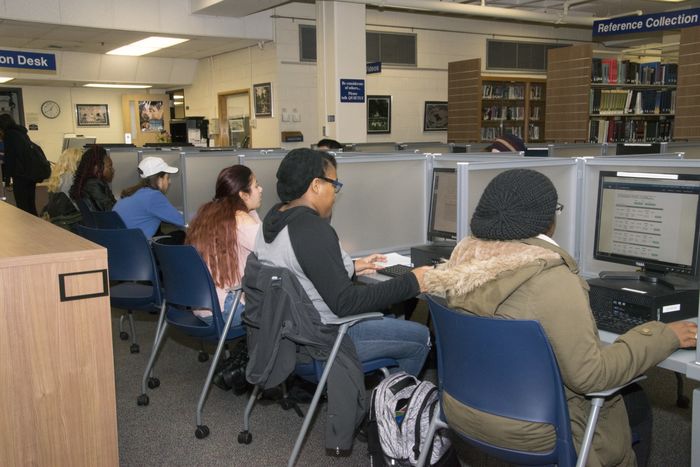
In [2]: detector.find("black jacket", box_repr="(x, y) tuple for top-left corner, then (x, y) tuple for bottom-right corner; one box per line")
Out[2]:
(1, 124), (31, 182)
(243, 253), (366, 451)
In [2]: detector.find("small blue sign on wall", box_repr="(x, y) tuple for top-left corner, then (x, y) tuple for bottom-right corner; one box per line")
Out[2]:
(340, 79), (365, 103)
(593, 8), (700, 37)
(0, 50), (56, 71)
(366, 62), (381, 74)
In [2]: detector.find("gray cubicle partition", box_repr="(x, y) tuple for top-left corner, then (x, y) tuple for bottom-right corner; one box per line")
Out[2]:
(398, 142), (449, 153)
(138, 149), (185, 214)
(454, 158), (579, 257)
(432, 152), (523, 170)
(239, 153), (286, 221)
(549, 143), (607, 158)
(667, 142), (700, 159)
(182, 151), (242, 223)
(333, 154), (428, 256)
(597, 152), (683, 159)
(347, 142), (398, 152)
(578, 158), (700, 278)
(107, 148), (141, 199)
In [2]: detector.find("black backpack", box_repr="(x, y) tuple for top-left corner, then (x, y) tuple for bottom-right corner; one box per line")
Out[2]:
(23, 141), (52, 182)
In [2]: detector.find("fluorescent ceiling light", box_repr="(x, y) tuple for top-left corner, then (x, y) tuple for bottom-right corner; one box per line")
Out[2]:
(0, 77), (14, 83)
(173, 102), (184, 105)
(84, 83), (152, 89)
(107, 37), (189, 56)
(173, 95), (184, 99)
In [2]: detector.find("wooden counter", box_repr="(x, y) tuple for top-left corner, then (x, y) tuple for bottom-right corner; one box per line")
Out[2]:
(0, 202), (118, 466)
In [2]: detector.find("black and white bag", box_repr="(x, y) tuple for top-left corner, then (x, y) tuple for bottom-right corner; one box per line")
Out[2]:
(368, 372), (453, 466)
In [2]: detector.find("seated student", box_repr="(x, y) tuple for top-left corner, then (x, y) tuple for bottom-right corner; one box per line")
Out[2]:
(69, 146), (116, 212)
(186, 165), (262, 326)
(42, 147), (83, 230)
(114, 156), (185, 239)
(255, 148), (431, 377)
(316, 138), (343, 151)
(423, 169), (697, 467)
(486, 133), (526, 152)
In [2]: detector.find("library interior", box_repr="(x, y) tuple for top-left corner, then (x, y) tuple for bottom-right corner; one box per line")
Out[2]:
(5, 1), (700, 466)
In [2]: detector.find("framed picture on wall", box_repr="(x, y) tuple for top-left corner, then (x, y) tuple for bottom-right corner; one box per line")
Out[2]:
(423, 101), (448, 131)
(367, 95), (391, 134)
(0, 88), (25, 127)
(253, 82), (273, 118)
(76, 104), (110, 127)
(138, 100), (164, 132)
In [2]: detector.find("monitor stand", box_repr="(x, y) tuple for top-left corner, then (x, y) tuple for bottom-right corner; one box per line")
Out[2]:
(598, 270), (699, 291)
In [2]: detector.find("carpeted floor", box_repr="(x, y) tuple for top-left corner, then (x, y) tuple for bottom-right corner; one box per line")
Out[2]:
(112, 307), (696, 466)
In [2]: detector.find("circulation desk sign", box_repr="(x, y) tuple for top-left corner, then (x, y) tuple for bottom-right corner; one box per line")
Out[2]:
(0, 50), (56, 71)
(594, 8), (700, 37)
(340, 79), (365, 103)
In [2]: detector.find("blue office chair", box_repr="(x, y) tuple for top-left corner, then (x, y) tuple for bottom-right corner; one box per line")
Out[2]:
(75, 198), (97, 227)
(92, 210), (127, 229)
(418, 296), (641, 467)
(77, 225), (162, 354)
(140, 242), (246, 439)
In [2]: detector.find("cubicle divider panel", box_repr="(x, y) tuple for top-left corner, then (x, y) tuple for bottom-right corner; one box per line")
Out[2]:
(138, 150), (185, 213)
(598, 152), (683, 159)
(107, 148), (141, 200)
(579, 158), (700, 278)
(549, 143), (606, 157)
(182, 152), (242, 223)
(332, 154), (428, 256)
(667, 142), (700, 159)
(432, 152), (523, 170)
(398, 142), (451, 153)
(456, 158), (579, 257)
(239, 154), (286, 221)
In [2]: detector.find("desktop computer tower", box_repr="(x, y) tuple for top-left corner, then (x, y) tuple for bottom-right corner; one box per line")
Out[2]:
(588, 278), (698, 324)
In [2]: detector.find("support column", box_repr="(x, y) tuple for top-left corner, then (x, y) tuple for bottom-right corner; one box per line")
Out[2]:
(316, 1), (366, 144)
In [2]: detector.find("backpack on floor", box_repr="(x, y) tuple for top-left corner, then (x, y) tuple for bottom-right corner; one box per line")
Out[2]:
(368, 372), (453, 466)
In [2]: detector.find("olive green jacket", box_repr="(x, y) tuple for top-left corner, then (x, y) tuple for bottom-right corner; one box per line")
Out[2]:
(423, 236), (680, 467)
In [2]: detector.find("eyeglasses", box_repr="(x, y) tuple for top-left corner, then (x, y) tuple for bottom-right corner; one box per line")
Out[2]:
(319, 176), (343, 194)
(555, 202), (564, 215)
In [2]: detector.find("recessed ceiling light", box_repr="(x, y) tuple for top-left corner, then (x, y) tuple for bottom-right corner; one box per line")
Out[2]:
(84, 83), (152, 89)
(107, 37), (189, 56)
(173, 102), (184, 105)
(0, 77), (14, 83)
(173, 95), (184, 99)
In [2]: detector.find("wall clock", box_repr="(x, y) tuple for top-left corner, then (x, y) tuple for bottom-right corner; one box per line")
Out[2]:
(41, 100), (60, 119)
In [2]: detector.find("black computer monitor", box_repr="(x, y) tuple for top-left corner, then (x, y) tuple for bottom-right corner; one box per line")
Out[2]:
(428, 168), (457, 241)
(615, 143), (661, 155)
(524, 147), (549, 157)
(593, 170), (700, 286)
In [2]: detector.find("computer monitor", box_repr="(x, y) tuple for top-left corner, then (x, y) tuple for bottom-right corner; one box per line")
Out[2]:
(593, 170), (700, 286)
(428, 168), (457, 241)
(524, 147), (549, 157)
(615, 143), (661, 155)
(62, 135), (96, 151)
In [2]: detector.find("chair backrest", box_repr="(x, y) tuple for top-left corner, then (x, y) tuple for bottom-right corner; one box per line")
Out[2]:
(77, 225), (160, 289)
(75, 198), (96, 227)
(152, 242), (227, 334)
(92, 210), (127, 229)
(426, 295), (577, 466)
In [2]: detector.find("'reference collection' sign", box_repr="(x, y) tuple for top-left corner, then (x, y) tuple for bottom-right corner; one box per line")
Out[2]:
(593, 8), (700, 37)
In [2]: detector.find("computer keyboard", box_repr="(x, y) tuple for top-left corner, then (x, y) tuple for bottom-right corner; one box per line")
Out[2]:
(592, 310), (646, 335)
(376, 264), (413, 278)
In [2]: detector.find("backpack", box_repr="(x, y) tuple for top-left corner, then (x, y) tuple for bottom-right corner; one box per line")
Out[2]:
(23, 141), (52, 182)
(41, 192), (82, 232)
(368, 372), (453, 466)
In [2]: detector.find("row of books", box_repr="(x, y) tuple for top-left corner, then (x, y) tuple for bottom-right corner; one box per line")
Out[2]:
(530, 85), (545, 100)
(590, 89), (676, 115)
(528, 123), (542, 141)
(482, 84), (525, 99)
(589, 118), (673, 143)
(483, 105), (525, 121)
(591, 58), (678, 85)
(530, 106), (542, 121)
(481, 126), (523, 141)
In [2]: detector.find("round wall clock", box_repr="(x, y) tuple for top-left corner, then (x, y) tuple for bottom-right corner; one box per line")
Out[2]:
(41, 100), (61, 119)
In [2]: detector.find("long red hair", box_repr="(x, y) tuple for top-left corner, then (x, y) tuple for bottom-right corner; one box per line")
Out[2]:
(186, 165), (253, 288)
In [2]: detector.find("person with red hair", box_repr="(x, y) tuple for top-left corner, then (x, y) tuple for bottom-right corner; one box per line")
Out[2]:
(185, 164), (263, 325)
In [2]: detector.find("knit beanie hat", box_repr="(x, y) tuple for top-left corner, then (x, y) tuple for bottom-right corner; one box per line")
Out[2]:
(486, 133), (527, 152)
(470, 169), (558, 240)
(276, 148), (328, 202)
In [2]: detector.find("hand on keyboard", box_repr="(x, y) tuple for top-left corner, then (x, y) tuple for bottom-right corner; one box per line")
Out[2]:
(667, 321), (698, 349)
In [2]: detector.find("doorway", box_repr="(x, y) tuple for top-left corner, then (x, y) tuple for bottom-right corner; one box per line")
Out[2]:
(217, 90), (251, 148)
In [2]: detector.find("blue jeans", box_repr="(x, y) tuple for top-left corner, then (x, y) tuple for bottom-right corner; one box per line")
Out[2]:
(346, 316), (430, 377)
(197, 295), (244, 328)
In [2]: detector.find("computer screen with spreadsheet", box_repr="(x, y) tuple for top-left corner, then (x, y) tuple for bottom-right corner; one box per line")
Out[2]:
(593, 170), (700, 277)
(428, 168), (457, 241)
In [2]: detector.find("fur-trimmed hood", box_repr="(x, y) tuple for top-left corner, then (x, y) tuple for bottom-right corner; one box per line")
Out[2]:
(423, 237), (566, 316)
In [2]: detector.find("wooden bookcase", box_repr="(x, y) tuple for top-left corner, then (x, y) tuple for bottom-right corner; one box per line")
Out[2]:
(447, 58), (546, 143)
(675, 26), (700, 140)
(0, 203), (118, 466)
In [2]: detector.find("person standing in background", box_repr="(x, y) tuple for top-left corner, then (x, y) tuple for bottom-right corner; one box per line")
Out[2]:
(0, 114), (38, 215)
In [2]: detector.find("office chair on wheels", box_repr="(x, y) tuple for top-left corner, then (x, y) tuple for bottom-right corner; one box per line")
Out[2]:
(417, 296), (643, 467)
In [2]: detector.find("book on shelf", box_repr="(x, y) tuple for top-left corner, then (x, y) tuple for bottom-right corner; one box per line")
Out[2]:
(590, 89), (676, 115)
(589, 117), (673, 143)
(591, 59), (678, 85)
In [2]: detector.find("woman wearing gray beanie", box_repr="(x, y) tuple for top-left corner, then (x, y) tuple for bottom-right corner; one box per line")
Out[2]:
(423, 168), (696, 467)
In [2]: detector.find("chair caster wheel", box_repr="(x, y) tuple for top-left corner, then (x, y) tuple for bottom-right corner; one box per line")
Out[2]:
(119, 331), (129, 340)
(147, 377), (160, 389)
(195, 425), (210, 439)
(137, 394), (149, 406)
(198, 351), (209, 362)
(130, 343), (140, 354)
(238, 431), (252, 444)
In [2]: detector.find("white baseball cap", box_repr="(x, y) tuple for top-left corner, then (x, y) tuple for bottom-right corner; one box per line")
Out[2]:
(138, 156), (178, 179)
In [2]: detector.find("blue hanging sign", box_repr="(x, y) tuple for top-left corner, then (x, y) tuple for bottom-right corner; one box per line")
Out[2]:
(593, 8), (700, 37)
(0, 50), (56, 71)
(366, 62), (382, 74)
(340, 79), (365, 103)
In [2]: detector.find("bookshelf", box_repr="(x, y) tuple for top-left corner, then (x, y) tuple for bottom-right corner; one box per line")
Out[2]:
(447, 58), (546, 143)
(675, 26), (700, 140)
